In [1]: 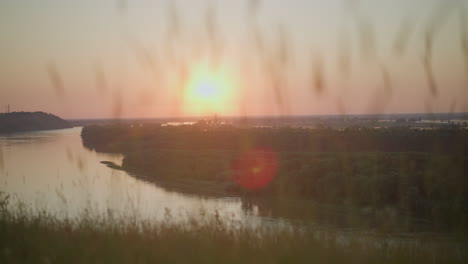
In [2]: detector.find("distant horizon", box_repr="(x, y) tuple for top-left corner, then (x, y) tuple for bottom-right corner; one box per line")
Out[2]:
(1, 0), (467, 119)
(62, 111), (468, 121)
(1, 1), (467, 260)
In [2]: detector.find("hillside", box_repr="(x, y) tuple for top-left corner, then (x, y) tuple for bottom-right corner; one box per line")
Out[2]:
(0, 111), (72, 133)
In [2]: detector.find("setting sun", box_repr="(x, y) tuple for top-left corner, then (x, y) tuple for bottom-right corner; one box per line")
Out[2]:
(2, 0), (468, 262)
(184, 63), (237, 116)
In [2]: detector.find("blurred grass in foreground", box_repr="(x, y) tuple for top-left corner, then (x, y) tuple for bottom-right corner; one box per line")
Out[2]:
(1, 192), (466, 264)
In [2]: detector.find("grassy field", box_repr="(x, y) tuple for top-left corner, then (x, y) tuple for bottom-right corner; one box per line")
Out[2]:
(1, 193), (467, 264)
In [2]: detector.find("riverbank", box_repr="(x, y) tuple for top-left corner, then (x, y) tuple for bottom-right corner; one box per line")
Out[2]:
(0, 192), (466, 264)
(0, 112), (72, 133)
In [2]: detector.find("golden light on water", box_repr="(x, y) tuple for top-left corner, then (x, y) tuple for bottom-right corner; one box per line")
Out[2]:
(184, 62), (238, 116)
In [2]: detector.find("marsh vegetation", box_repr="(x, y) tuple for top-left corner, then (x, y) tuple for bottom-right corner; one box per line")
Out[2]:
(82, 123), (468, 233)
(1, 191), (466, 264)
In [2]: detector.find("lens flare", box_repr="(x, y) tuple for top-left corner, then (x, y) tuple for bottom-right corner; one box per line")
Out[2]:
(231, 148), (278, 190)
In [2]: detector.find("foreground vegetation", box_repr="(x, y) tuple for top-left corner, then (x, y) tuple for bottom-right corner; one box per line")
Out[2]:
(82, 124), (468, 233)
(1, 193), (466, 264)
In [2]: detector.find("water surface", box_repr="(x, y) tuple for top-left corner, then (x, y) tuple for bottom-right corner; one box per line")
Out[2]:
(0, 128), (271, 226)
(1, 127), (463, 254)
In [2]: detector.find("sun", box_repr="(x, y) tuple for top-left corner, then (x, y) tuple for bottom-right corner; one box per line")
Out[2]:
(184, 63), (236, 116)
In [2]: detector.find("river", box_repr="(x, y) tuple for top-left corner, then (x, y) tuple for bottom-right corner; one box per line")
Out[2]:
(1, 127), (464, 257)
(0, 127), (279, 227)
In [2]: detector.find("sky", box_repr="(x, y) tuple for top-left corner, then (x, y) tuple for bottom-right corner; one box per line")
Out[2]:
(0, 0), (467, 119)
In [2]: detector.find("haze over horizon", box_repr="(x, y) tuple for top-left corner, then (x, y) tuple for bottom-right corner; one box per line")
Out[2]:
(1, 0), (467, 119)
(1, 2), (468, 262)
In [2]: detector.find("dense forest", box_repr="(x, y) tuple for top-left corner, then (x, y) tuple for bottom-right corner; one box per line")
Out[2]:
(0, 112), (72, 133)
(82, 123), (468, 232)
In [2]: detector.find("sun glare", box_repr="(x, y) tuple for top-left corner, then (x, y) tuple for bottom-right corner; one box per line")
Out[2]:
(184, 63), (237, 116)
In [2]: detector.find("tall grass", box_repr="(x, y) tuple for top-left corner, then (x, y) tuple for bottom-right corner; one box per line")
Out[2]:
(0, 192), (466, 263)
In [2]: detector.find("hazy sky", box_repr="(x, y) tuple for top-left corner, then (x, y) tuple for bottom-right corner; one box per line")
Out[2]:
(0, 0), (467, 118)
